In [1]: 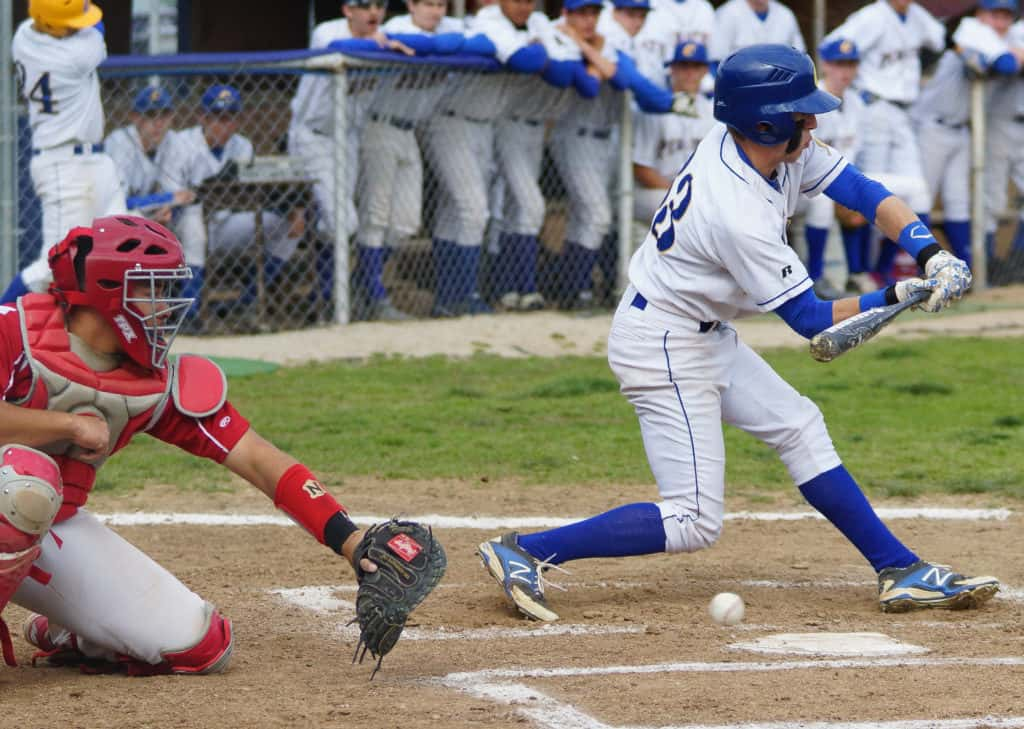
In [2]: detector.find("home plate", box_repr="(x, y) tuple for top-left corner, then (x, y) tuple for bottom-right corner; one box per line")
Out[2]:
(730, 632), (929, 656)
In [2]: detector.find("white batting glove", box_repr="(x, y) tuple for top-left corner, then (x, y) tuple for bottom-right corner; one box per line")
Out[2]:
(893, 277), (938, 309)
(672, 92), (698, 117)
(922, 250), (972, 313)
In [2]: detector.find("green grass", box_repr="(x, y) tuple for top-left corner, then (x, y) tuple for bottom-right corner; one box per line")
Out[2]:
(96, 337), (1024, 500)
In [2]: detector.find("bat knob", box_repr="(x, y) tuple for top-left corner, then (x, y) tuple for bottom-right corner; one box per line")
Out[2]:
(809, 334), (838, 362)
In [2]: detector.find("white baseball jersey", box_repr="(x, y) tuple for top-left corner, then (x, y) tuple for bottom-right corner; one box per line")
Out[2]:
(825, 0), (945, 104)
(376, 15), (465, 122)
(161, 126), (254, 191)
(812, 83), (864, 161)
(633, 94), (715, 179)
(12, 20), (106, 149)
(983, 19), (1024, 121)
(628, 0), (715, 86)
(289, 18), (368, 135)
(629, 124), (848, 322)
(708, 0), (805, 63)
(104, 125), (180, 201)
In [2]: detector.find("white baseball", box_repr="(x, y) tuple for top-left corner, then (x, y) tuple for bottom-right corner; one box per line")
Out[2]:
(709, 592), (745, 625)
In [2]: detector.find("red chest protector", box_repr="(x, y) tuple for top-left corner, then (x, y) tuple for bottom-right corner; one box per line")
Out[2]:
(13, 295), (171, 522)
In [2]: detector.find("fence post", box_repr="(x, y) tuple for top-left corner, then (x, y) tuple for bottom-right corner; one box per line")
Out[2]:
(969, 75), (987, 290)
(0, 7), (15, 287)
(332, 65), (350, 324)
(616, 90), (634, 296)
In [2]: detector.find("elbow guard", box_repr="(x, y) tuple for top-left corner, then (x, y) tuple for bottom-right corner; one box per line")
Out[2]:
(774, 287), (833, 339)
(507, 43), (548, 73)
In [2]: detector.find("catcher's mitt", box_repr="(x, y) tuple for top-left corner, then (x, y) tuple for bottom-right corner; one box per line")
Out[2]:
(351, 519), (446, 677)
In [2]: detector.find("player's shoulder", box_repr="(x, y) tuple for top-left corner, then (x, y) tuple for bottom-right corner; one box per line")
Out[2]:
(438, 16), (466, 33)
(311, 18), (350, 47)
(770, 0), (799, 21)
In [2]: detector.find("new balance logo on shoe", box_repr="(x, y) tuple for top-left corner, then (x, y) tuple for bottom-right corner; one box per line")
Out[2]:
(508, 560), (533, 582)
(922, 566), (953, 586)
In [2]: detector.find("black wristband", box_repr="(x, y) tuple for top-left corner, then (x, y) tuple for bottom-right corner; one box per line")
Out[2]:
(323, 511), (359, 556)
(884, 285), (899, 306)
(915, 243), (943, 270)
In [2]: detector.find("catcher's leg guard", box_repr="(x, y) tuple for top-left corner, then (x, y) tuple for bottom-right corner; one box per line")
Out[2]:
(0, 445), (63, 666)
(159, 606), (233, 675)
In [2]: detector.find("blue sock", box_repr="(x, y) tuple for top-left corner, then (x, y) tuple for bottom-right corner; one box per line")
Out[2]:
(943, 220), (971, 268)
(805, 226), (829, 280)
(432, 238), (457, 306)
(598, 231), (617, 286)
(494, 233), (519, 295)
(356, 245), (387, 301)
(798, 465), (917, 572)
(517, 503), (667, 565)
(841, 226), (864, 273)
(241, 256), (287, 305)
(516, 234), (539, 294)
(564, 241), (597, 296)
(875, 240), (898, 282)
(0, 273), (29, 304)
(182, 266), (205, 318)
(455, 243), (481, 304)
(986, 232), (995, 260)
(313, 245), (334, 304)
(859, 226), (873, 275)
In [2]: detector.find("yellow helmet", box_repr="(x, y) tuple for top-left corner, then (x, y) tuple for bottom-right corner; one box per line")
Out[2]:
(28, 0), (103, 31)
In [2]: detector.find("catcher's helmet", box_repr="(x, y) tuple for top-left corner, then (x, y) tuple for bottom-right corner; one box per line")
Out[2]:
(29, 0), (103, 30)
(713, 44), (839, 146)
(48, 216), (194, 371)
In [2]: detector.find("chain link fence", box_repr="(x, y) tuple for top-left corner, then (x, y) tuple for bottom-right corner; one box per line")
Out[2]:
(6, 50), (636, 335)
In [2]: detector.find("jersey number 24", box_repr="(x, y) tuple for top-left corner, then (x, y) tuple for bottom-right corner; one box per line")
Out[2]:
(15, 63), (56, 114)
(652, 172), (692, 252)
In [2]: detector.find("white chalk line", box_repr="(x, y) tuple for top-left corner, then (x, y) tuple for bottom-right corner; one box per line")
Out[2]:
(94, 506), (1012, 529)
(441, 657), (1024, 729)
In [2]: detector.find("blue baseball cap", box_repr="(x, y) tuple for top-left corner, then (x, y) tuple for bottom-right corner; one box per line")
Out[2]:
(665, 41), (709, 66)
(613, 0), (652, 10)
(133, 86), (174, 113)
(819, 38), (860, 62)
(201, 84), (242, 114)
(564, 0), (603, 9)
(979, 0), (1018, 12)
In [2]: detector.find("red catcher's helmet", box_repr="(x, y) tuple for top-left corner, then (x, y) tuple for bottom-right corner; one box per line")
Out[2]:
(47, 216), (194, 370)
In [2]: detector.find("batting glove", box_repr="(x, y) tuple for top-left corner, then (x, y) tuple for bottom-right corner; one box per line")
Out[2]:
(892, 277), (939, 309)
(923, 250), (972, 312)
(671, 92), (698, 117)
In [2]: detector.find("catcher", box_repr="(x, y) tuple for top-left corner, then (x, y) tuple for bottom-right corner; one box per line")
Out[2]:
(0, 215), (445, 677)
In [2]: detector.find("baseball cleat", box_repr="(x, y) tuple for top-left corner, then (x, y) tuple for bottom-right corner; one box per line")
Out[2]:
(877, 560), (1000, 612)
(22, 613), (85, 665)
(477, 533), (562, 622)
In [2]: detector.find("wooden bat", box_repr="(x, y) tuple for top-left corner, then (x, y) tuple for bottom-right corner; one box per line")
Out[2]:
(809, 290), (928, 362)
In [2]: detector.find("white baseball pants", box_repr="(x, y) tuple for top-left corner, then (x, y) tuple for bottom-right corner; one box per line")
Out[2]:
(856, 101), (929, 213)
(916, 120), (970, 222)
(176, 206), (302, 266)
(550, 127), (616, 251)
(607, 287), (841, 554)
(287, 125), (358, 242)
(22, 149), (127, 292)
(984, 116), (1024, 234)
(423, 116), (494, 246)
(13, 509), (213, 665)
(356, 120), (422, 248)
(494, 119), (547, 236)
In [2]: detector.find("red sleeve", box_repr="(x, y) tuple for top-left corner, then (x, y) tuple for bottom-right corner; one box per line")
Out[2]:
(146, 398), (250, 462)
(0, 305), (27, 399)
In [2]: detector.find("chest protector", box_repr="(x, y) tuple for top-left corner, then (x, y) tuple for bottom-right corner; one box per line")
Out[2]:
(12, 295), (226, 521)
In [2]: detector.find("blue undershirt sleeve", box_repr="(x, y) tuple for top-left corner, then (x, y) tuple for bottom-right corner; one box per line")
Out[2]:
(823, 164), (892, 224)
(991, 52), (1018, 75)
(506, 44), (548, 73)
(385, 33), (437, 55)
(126, 192), (175, 211)
(460, 33), (497, 56)
(774, 287), (834, 339)
(573, 64), (601, 98)
(542, 59), (578, 88)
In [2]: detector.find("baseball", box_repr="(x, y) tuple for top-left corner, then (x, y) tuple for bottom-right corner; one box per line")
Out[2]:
(709, 592), (745, 626)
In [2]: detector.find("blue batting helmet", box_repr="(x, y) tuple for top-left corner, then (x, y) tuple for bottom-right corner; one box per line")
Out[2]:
(713, 44), (839, 146)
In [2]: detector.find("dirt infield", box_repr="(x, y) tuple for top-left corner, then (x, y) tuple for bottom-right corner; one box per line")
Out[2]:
(2, 482), (1023, 729)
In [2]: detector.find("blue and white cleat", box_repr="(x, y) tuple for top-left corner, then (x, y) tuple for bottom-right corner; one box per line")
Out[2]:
(477, 533), (562, 622)
(877, 560), (999, 613)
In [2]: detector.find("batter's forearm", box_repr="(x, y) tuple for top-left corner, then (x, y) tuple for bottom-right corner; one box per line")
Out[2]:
(873, 196), (918, 242)
(830, 296), (862, 326)
(0, 401), (77, 448)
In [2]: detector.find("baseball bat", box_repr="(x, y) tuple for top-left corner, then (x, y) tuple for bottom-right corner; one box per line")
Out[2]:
(809, 290), (928, 362)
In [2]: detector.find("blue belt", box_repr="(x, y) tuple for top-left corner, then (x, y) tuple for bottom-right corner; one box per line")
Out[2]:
(630, 292), (719, 333)
(442, 110), (490, 124)
(577, 127), (612, 140)
(509, 116), (542, 127)
(32, 143), (104, 156)
(370, 113), (415, 131)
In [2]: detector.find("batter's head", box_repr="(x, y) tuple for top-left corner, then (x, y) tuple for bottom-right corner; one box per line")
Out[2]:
(713, 44), (839, 146)
(47, 216), (194, 371)
(29, 0), (102, 31)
